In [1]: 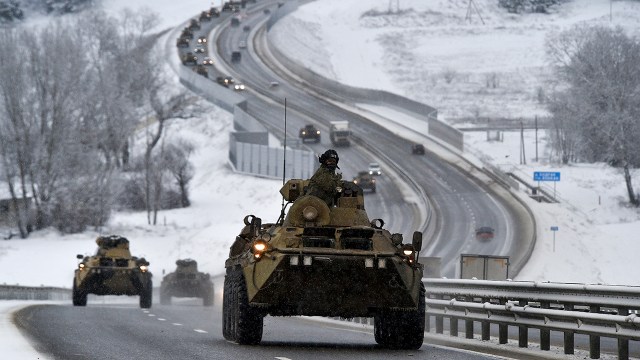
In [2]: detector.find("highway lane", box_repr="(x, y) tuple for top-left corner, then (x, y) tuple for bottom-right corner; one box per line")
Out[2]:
(14, 290), (503, 360)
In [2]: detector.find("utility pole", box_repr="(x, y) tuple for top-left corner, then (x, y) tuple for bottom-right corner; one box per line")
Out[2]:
(465, 0), (485, 25)
(520, 121), (526, 165)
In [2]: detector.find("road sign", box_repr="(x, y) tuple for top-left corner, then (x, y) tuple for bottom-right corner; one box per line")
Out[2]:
(534, 171), (560, 182)
(550, 226), (559, 231)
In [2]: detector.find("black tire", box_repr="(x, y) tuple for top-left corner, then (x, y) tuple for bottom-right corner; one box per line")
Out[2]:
(374, 283), (425, 349)
(230, 268), (263, 344)
(140, 278), (153, 309)
(222, 269), (235, 341)
(72, 280), (87, 307)
(203, 283), (214, 307)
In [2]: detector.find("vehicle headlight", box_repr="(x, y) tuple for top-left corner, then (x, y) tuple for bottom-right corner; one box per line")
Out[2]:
(401, 244), (416, 264)
(302, 206), (318, 221)
(252, 239), (268, 259)
(139, 265), (148, 272)
(78, 263), (85, 270)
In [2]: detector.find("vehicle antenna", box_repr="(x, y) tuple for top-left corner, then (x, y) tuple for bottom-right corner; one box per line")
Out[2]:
(277, 98), (288, 225)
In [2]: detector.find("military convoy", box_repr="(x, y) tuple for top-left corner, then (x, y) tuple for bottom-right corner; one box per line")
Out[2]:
(73, 235), (152, 308)
(299, 124), (321, 143)
(223, 178), (425, 349)
(353, 171), (376, 193)
(160, 259), (214, 306)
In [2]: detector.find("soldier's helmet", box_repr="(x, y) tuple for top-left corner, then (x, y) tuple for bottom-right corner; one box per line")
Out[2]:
(319, 149), (339, 169)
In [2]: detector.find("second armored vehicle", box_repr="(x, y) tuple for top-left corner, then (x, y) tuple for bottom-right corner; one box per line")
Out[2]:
(160, 259), (214, 306)
(223, 178), (425, 349)
(299, 124), (321, 143)
(73, 235), (152, 308)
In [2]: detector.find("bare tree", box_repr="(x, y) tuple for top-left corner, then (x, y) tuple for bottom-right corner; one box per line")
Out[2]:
(163, 139), (195, 208)
(546, 25), (640, 205)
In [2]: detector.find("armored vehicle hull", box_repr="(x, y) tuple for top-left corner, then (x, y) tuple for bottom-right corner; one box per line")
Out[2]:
(160, 259), (214, 306)
(223, 180), (425, 349)
(73, 235), (152, 308)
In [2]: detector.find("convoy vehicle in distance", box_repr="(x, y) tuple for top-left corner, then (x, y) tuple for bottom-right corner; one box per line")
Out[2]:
(217, 76), (235, 87)
(160, 259), (214, 306)
(222, 178), (425, 349)
(329, 120), (350, 147)
(181, 52), (198, 65)
(299, 124), (321, 143)
(475, 226), (495, 241)
(353, 171), (376, 193)
(194, 65), (208, 78)
(368, 162), (382, 176)
(188, 18), (201, 31)
(200, 10), (212, 21)
(176, 37), (189, 48)
(231, 51), (241, 62)
(412, 143), (425, 155)
(197, 36), (207, 44)
(181, 28), (194, 39)
(239, 40), (247, 49)
(231, 16), (240, 26)
(73, 235), (152, 308)
(194, 44), (206, 53)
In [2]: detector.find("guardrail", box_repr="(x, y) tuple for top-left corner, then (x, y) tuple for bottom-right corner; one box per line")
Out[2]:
(424, 278), (640, 360)
(0, 284), (70, 301)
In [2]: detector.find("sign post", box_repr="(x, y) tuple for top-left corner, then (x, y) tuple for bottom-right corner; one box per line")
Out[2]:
(533, 171), (561, 199)
(550, 226), (559, 252)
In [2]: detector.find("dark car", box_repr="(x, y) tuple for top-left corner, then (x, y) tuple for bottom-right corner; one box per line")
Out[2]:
(299, 124), (321, 143)
(194, 65), (208, 78)
(412, 143), (425, 155)
(181, 28), (194, 39)
(475, 226), (495, 241)
(231, 51), (241, 62)
(353, 171), (376, 193)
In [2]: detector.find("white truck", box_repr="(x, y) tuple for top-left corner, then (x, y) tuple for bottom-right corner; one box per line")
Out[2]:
(329, 120), (351, 147)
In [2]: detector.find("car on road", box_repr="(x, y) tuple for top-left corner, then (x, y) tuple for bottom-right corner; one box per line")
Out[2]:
(197, 36), (207, 44)
(202, 57), (214, 66)
(188, 18), (201, 31)
(412, 143), (425, 155)
(194, 65), (208, 78)
(368, 162), (382, 176)
(176, 37), (189, 48)
(200, 10), (212, 21)
(231, 51), (241, 62)
(238, 40), (247, 49)
(194, 44), (206, 53)
(216, 76), (235, 87)
(475, 226), (495, 241)
(299, 124), (321, 143)
(233, 83), (246, 91)
(160, 259), (214, 306)
(353, 171), (376, 193)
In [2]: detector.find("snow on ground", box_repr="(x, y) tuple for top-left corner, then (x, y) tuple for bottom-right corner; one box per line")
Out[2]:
(3, 0), (640, 358)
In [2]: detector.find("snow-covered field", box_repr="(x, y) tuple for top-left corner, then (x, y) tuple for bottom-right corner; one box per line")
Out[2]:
(3, 0), (640, 358)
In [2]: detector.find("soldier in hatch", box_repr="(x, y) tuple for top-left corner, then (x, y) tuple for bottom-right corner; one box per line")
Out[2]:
(306, 149), (343, 207)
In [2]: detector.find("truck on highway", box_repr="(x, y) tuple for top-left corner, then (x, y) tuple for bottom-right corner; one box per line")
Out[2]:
(329, 120), (351, 147)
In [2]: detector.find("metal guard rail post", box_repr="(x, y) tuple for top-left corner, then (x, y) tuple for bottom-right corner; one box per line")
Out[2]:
(424, 278), (640, 359)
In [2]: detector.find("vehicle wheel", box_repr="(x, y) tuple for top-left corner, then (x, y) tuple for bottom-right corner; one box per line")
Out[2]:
(222, 269), (235, 341)
(374, 283), (425, 349)
(231, 267), (263, 344)
(160, 288), (171, 305)
(139, 278), (153, 309)
(72, 280), (87, 307)
(203, 283), (214, 307)
(372, 187), (376, 193)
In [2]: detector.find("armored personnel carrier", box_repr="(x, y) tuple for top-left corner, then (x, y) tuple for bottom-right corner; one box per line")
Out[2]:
(160, 259), (214, 306)
(223, 179), (425, 349)
(73, 235), (152, 308)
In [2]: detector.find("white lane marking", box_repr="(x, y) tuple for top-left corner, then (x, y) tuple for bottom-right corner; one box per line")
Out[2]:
(172, 323), (183, 326)
(194, 329), (208, 333)
(275, 358), (293, 360)
(148, 314), (156, 317)
(158, 318), (166, 321)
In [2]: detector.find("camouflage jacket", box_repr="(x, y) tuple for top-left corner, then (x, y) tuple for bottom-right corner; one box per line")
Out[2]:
(306, 166), (342, 206)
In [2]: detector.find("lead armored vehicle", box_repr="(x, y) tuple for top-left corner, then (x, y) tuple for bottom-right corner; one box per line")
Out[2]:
(160, 259), (214, 306)
(223, 179), (425, 349)
(73, 235), (152, 308)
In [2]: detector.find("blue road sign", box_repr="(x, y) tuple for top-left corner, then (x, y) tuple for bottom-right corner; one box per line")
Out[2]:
(534, 171), (560, 182)
(550, 226), (559, 231)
